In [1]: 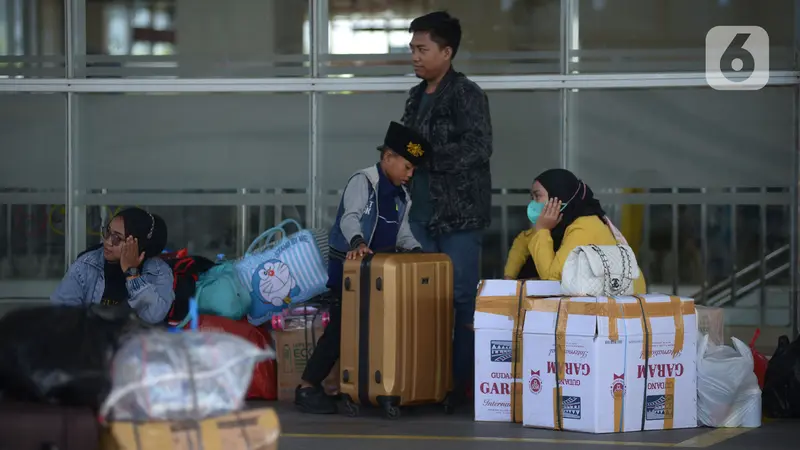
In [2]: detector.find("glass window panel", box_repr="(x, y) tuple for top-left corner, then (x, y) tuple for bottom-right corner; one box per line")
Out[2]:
(1, 93), (66, 191)
(319, 90), (561, 197)
(84, 204), (309, 262)
(132, 7), (151, 28)
(319, 90), (561, 281)
(622, 196), (792, 328)
(84, 0), (309, 78)
(76, 93), (310, 191)
(568, 87), (794, 189)
(574, 0), (795, 72)
(323, 0), (560, 77)
(678, 204), (703, 287)
(0, 0), (65, 78)
(0, 93), (66, 286)
(152, 9), (171, 31)
(763, 204), (791, 327)
(482, 206), (504, 279)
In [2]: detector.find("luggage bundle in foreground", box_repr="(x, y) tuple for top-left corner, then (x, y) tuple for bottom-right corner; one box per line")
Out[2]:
(0, 304), (281, 450)
(339, 252), (455, 419)
(474, 280), (698, 434)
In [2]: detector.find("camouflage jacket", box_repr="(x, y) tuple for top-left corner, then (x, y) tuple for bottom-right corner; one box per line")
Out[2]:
(401, 67), (493, 235)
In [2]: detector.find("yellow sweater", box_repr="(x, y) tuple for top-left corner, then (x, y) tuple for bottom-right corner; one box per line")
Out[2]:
(504, 230), (537, 279)
(504, 216), (646, 294)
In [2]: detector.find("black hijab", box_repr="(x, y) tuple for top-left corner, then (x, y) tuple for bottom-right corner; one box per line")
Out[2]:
(534, 169), (606, 251)
(88, 208), (168, 305)
(115, 208), (168, 259)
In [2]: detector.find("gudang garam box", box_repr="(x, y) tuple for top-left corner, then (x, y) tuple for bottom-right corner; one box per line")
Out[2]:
(473, 279), (562, 423)
(521, 294), (697, 433)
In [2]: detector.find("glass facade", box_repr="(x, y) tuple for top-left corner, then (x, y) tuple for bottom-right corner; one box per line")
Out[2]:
(1, 0), (797, 336)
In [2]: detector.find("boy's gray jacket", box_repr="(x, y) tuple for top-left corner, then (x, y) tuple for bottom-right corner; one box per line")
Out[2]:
(328, 165), (421, 258)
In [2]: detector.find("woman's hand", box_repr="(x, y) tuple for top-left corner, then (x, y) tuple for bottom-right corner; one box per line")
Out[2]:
(120, 236), (145, 273)
(346, 243), (373, 260)
(535, 198), (562, 231)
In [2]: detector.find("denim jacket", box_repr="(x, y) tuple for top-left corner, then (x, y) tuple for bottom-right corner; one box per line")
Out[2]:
(328, 165), (420, 259)
(50, 248), (175, 324)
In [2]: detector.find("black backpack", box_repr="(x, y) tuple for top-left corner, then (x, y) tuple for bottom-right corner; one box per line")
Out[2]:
(159, 249), (216, 323)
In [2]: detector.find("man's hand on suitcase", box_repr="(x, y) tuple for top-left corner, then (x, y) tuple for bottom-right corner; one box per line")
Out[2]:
(347, 243), (373, 260)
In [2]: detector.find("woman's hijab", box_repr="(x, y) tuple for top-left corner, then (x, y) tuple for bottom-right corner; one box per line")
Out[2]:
(115, 208), (168, 259)
(534, 169), (606, 251)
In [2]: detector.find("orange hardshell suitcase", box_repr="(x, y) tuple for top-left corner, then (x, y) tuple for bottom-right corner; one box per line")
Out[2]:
(339, 252), (454, 419)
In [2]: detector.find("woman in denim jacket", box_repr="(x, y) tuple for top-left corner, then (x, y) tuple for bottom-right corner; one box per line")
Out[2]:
(51, 208), (174, 324)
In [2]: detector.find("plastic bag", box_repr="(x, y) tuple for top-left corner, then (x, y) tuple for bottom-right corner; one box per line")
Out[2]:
(696, 334), (762, 427)
(0, 304), (152, 409)
(762, 334), (800, 418)
(184, 315), (277, 400)
(99, 329), (273, 421)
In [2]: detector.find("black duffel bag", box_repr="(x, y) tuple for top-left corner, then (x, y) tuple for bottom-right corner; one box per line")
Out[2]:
(0, 304), (156, 409)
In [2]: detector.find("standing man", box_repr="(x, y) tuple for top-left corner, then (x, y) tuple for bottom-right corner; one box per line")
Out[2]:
(401, 11), (493, 404)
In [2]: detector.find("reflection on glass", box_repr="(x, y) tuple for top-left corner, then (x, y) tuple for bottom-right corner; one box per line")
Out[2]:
(132, 7), (151, 28)
(76, 93), (310, 191)
(0, 0), (65, 77)
(305, 17), (413, 55)
(574, 0), (795, 72)
(322, 0), (560, 76)
(482, 207), (504, 279)
(567, 87), (794, 190)
(319, 90), (561, 192)
(0, 205), (66, 280)
(0, 91), (66, 280)
(85, 0), (309, 78)
(83, 205), (308, 261)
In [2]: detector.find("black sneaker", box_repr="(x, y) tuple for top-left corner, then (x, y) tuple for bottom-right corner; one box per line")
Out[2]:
(295, 385), (337, 414)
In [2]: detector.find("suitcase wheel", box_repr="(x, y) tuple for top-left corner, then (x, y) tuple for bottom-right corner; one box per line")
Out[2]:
(377, 397), (401, 420)
(342, 394), (360, 417)
(383, 404), (401, 420)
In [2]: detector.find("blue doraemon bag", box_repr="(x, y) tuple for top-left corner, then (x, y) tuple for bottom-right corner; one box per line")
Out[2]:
(235, 219), (328, 326)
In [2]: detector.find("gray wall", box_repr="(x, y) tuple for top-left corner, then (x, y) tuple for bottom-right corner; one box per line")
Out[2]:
(2, 87), (793, 195)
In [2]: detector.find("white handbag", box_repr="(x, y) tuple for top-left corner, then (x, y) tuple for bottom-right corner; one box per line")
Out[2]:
(560, 219), (641, 297)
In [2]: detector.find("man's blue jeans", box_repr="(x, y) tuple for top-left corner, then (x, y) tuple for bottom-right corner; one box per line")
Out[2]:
(411, 222), (482, 394)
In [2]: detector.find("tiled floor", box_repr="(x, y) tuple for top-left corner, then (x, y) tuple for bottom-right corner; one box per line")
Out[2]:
(269, 402), (796, 450)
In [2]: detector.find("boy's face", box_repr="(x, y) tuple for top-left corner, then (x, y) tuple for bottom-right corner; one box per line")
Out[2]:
(381, 150), (415, 186)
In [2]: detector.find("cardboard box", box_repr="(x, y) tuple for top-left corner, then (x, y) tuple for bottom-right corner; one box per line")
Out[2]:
(473, 279), (562, 423)
(275, 316), (339, 401)
(102, 407), (279, 450)
(522, 294), (697, 433)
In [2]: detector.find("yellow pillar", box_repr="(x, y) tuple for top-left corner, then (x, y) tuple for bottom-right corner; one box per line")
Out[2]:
(620, 189), (644, 256)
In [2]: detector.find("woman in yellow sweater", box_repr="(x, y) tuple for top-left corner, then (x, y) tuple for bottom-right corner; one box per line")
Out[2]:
(503, 169), (646, 294)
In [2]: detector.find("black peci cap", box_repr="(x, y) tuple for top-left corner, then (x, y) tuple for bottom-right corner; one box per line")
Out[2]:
(376, 121), (431, 166)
